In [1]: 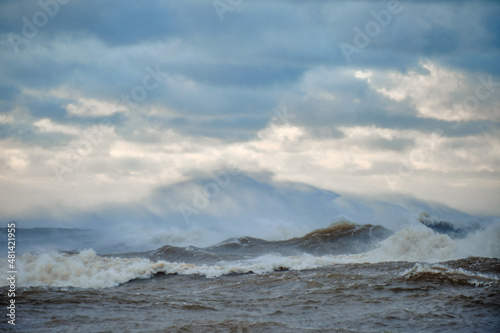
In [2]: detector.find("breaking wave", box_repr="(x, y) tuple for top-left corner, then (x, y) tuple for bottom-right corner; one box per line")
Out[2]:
(417, 212), (481, 238)
(401, 263), (499, 287)
(1, 221), (499, 289)
(9, 250), (352, 288)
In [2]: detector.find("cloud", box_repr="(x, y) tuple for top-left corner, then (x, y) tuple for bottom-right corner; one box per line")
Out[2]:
(33, 118), (79, 135)
(66, 98), (126, 117)
(0, 0), (499, 229)
(360, 62), (500, 122)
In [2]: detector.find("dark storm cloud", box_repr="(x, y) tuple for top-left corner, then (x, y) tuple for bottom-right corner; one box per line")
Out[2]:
(0, 0), (499, 142)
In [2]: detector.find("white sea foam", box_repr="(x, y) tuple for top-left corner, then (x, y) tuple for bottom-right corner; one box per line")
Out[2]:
(0, 251), (345, 288)
(361, 222), (500, 262)
(361, 226), (460, 262)
(401, 263), (499, 287)
(1, 223), (498, 289)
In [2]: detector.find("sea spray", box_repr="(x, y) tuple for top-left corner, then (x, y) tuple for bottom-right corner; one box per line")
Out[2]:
(1, 221), (498, 289)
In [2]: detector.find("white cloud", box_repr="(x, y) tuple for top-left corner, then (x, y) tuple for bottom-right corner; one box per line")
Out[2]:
(0, 114), (14, 124)
(8, 156), (28, 170)
(354, 70), (372, 80)
(66, 98), (127, 117)
(360, 62), (500, 122)
(33, 119), (80, 135)
(1, 115), (500, 220)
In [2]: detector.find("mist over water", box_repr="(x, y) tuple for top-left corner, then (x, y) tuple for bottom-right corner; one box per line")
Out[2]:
(4, 173), (495, 254)
(2, 219), (499, 332)
(2, 220), (499, 289)
(1, 175), (499, 332)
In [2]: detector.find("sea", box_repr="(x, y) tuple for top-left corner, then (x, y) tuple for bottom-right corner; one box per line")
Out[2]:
(1, 219), (499, 332)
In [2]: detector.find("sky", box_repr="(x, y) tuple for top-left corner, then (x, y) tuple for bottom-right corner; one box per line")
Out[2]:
(0, 0), (499, 240)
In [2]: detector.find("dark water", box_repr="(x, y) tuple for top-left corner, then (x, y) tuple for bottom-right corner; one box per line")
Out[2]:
(2, 259), (499, 332)
(1, 222), (499, 332)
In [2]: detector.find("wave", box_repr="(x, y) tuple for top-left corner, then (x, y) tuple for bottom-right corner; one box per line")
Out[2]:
(418, 212), (481, 238)
(7, 250), (350, 288)
(401, 262), (499, 287)
(205, 221), (390, 256)
(131, 221), (392, 263)
(363, 221), (500, 263)
(1, 221), (499, 289)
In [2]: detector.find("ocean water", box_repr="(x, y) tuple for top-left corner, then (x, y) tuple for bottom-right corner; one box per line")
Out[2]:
(1, 221), (499, 332)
